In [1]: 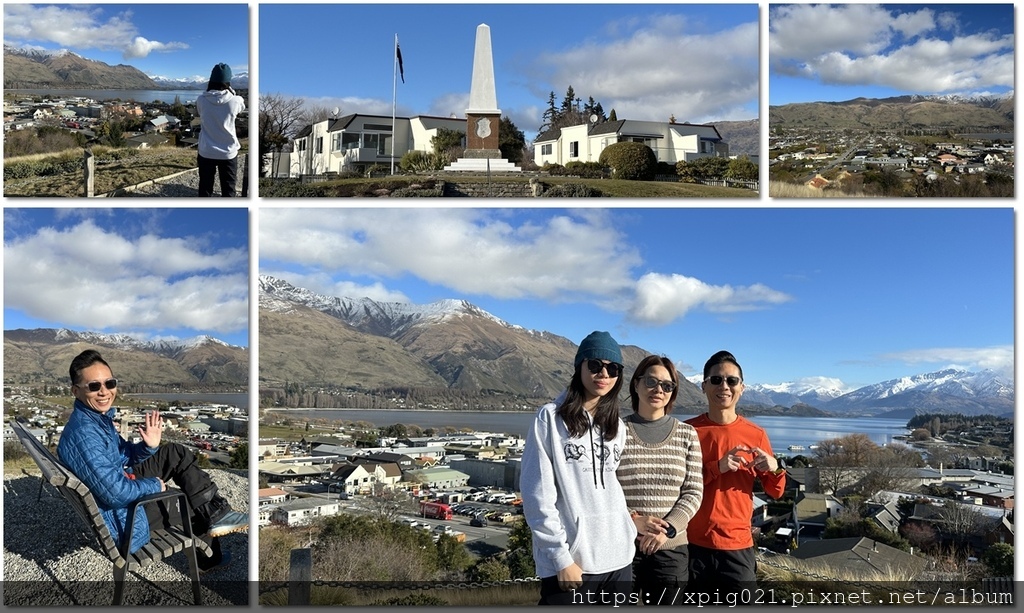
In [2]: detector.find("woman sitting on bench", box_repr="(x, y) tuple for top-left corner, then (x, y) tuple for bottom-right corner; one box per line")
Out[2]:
(57, 349), (248, 573)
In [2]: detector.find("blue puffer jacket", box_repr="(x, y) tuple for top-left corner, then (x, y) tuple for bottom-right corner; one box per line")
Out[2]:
(57, 400), (162, 554)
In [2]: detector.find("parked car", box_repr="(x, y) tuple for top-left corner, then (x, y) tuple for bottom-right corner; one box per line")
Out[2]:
(470, 516), (488, 528)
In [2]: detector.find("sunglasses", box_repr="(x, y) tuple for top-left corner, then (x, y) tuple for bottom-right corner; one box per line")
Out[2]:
(705, 375), (742, 387)
(642, 376), (677, 393)
(585, 358), (623, 378)
(79, 378), (118, 392)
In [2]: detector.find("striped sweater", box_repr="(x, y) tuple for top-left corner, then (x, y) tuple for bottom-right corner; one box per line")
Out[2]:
(616, 414), (704, 551)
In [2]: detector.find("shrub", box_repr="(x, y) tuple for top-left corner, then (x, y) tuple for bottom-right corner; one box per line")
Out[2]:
(562, 161), (608, 178)
(598, 142), (656, 180)
(677, 156), (730, 183)
(399, 149), (443, 173)
(725, 156), (758, 181)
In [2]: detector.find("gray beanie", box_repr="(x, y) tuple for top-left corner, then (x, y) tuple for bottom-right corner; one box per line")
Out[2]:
(210, 63), (232, 84)
(574, 331), (622, 370)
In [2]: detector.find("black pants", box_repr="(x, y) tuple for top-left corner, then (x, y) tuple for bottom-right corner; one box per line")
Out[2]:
(133, 442), (230, 565)
(631, 546), (688, 605)
(688, 544), (757, 600)
(538, 564), (632, 606)
(197, 154), (238, 197)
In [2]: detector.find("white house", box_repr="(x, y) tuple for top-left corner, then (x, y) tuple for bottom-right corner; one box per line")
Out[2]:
(286, 113), (467, 176)
(533, 119), (729, 167)
(270, 498), (340, 526)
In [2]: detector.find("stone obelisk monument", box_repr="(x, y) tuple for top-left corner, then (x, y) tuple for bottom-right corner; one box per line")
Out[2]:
(445, 23), (521, 172)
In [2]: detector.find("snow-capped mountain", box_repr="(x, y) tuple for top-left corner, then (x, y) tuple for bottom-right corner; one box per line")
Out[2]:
(149, 71), (249, 90)
(825, 368), (1013, 412)
(4, 328), (247, 388)
(45, 328), (236, 354)
(744, 377), (851, 407)
(4, 45), (80, 60)
(259, 275), (521, 338)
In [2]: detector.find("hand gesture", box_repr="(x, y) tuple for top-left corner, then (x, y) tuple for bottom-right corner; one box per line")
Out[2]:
(718, 445), (752, 473)
(632, 514), (669, 538)
(751, 447), (778, 473)
(139, 410), (163, 448)
(557, 561), (583, 591)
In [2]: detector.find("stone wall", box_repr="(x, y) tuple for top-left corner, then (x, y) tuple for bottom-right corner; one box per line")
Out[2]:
(442, 179), (540, 198)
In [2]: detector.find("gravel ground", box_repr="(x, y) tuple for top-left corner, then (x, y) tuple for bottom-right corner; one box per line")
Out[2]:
(112, 167), (248, 197)
(3, 467), (249, 606)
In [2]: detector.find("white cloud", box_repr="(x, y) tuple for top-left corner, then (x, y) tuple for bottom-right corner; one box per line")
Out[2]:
(532, 15), (758, 122)
(123, 36), (188, 59)
(260, 209), (640, 303)
(880, 345), (1014, 378)
(770, 4), (1012, 93)
(629, 273), (793, 325)
(2, 5), (188, 59)
(260, 210), (792, 327)
(4, 220), (246, 334)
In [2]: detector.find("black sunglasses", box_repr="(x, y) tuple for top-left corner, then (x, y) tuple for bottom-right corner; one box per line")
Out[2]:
(586, 358), (623, 378)
(79, 378), (118, 392)
(704, 375), (742, 387)
(642, 375), (677, 393)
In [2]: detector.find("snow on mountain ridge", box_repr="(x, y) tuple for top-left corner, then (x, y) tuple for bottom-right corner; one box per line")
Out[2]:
(258, 275), (519, 334)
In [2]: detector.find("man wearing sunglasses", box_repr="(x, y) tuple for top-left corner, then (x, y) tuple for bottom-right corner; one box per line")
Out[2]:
(685, 351), (786, 599)
(57, 349), (247, 572)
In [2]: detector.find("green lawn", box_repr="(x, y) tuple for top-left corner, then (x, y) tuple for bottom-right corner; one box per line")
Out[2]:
(259, 175), (758, 198)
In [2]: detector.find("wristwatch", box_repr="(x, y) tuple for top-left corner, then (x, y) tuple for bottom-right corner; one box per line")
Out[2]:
(665, 523), (676, 539)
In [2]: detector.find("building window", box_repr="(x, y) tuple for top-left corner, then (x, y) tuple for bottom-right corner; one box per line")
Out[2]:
(569, 141), (579, 158)
(296, 140), (306, 152)
(541, 143), (552, 155)
(342, 132), (360, 150)
(332, 133), (342, 152)
(315, 137), (323, 154)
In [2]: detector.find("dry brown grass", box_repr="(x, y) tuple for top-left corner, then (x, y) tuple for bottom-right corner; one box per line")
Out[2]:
(768, 181), (874, 198)
(4, 141), (247, 197)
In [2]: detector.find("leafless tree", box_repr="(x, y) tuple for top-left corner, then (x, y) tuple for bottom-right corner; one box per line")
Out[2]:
(365, 483), (417, 523)
(258, 93), (306, 176)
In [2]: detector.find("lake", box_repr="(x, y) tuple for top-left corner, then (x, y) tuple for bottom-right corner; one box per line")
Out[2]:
(127, 392), (249, 411)
(265, 408), (910, 450)
(7, 88), (209, 104)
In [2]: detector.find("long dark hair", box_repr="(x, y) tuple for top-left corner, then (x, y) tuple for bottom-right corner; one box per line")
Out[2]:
(207, 81), (231, 91)
(629, 355), (680, 414)
(557, 362), (623, 441)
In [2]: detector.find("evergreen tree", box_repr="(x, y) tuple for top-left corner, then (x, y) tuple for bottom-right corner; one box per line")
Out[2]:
(498, 116), (526, 163)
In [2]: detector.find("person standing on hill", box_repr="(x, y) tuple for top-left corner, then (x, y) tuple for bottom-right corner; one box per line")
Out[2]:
(617, 355), (703, 603)
(196, 62), (245, 197)
(685, 350), (785, 598)
(521, 331), (637, 605)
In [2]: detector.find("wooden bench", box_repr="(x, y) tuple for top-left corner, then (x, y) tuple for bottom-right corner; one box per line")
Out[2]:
(11, 419), (211, 605)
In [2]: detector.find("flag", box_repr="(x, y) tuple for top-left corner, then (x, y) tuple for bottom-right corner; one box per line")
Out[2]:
(396, 42), (405, 83)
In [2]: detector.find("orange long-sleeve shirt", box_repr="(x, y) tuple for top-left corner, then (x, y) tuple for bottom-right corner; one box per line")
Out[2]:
(684, 413), (786, 551)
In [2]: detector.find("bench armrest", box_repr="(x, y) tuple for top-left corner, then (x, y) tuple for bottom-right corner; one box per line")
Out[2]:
(120, 489), (197, 559)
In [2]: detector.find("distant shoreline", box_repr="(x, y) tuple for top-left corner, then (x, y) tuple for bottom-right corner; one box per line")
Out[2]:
(265, 407), (535, 414)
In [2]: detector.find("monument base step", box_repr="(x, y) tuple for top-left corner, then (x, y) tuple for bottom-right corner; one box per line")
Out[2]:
(443, 158), (522, 172)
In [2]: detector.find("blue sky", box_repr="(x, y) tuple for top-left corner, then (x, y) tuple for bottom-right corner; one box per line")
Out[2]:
(4, 208), (249, 347)
(3, 3), (249, 81)
(259, 208), (1013, 392)
(259, 4), (758, 141)
(769, 3), (1014, 105)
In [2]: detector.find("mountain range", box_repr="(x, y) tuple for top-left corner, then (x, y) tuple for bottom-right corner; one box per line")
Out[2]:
(3, 45), (249, 91)
(259, 276), (1013, 417)
(769, 93), (1014, 131)
(3, 328), (248, 390)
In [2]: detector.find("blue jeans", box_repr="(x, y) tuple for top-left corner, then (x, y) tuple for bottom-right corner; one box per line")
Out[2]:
(197, 154), (237, 197)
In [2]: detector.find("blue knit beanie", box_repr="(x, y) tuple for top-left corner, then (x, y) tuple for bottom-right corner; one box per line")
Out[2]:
(210, 63), (232, 84)
(574, 331), (622, 370)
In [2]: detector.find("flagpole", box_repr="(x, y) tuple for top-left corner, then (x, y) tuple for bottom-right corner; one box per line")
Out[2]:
(391, 33), (398, 175)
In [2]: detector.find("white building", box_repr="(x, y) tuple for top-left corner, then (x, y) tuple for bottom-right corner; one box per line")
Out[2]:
(534, 119), (728, 167)
(285, 113), (467, 176)
(270, 498), (341, 526)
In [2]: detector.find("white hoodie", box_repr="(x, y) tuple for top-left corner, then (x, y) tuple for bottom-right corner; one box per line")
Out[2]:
(196, 89), (245, 160)
(520, 401), (637, 578)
